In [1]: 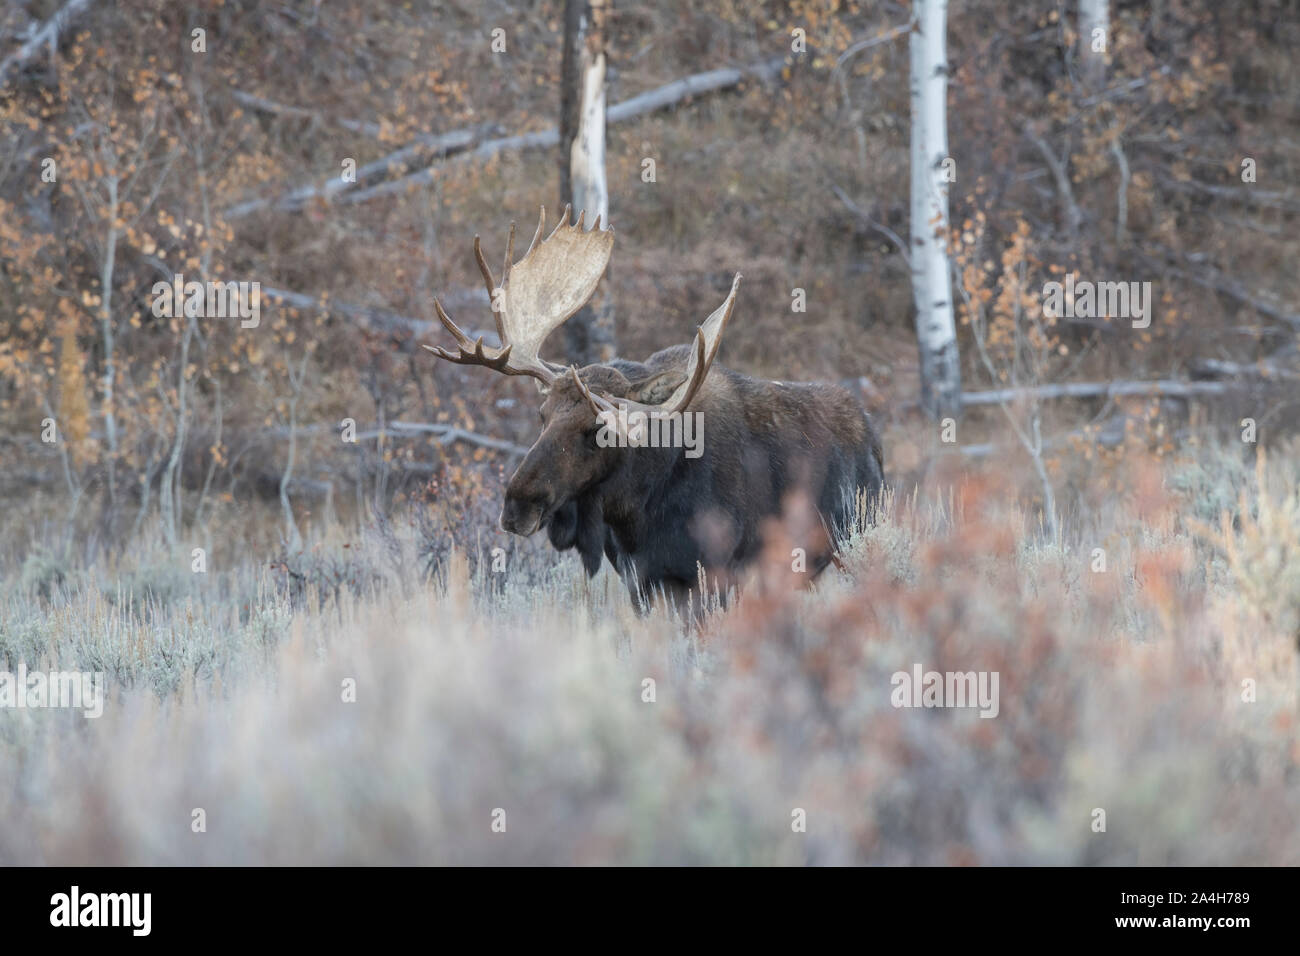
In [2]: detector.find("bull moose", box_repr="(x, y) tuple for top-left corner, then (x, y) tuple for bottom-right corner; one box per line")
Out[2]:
(422, 206), (884, 611)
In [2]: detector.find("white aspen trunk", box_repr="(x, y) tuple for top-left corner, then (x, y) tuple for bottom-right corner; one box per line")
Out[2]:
(559, 0), (613, 364)
(909, 0), (962, 419)
(1079, 0), (1109, 91)
(570, 46), (608, 229)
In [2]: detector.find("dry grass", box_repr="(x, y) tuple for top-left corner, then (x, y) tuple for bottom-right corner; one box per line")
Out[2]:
(1, 442), (1296, 865)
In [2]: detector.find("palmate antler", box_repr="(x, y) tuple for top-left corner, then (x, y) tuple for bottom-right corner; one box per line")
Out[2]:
(422, 204), (614, 386)
(575, 272), (742, 422)
(423, 205), (742, 420)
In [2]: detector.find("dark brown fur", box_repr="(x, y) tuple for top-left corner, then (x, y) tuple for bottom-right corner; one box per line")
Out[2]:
(501, 344), (885, 611)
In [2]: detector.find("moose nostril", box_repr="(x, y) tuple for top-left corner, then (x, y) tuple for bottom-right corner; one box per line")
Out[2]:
(500, 501), (520, 532)
(500, 495), (549, 536)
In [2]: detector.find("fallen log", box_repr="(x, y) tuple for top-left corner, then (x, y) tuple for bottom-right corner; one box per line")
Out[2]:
(224, 54), (786, 217)
(224, 110), (501, 218)
(961, 379), (1238, 407)
(263, 421), (528, 456)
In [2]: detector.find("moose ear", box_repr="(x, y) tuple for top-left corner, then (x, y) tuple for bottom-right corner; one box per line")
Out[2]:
(627, 370), (687, 406)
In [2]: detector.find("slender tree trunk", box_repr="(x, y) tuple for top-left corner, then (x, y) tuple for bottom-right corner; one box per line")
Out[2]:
(909, 0), (962, 420)
(559, 0), (614, 365)
(194, 378), (222, 529)
(162, 79), (213, 548)
(159, 313), (193, 548)
(99, 174), (119, 508)
(280, 354), (308, 552)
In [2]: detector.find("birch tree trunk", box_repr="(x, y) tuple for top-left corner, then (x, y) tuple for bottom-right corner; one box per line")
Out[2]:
(909, 0), (962, 420)
(559, 0), (614, 365)
(1079, 0), (1110, 92)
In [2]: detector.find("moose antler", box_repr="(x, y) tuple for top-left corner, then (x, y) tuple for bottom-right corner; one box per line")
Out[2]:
(579, 273), (743, 423)
(422, 204), (614, 385)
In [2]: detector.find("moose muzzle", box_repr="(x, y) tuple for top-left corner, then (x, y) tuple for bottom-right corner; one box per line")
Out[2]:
(499, 495), (548, 536)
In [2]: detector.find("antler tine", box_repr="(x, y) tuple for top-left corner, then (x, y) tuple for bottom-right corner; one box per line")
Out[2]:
(424, 295), (550, 382)
(670, 273), (743, 416)
(501, 221), (516, 287)
(423, 330), (553, 385)
(472, 235), (497, 302)
(574, 208), (586, 231)
(602, 272), (740, 425)
(489, 223), (516, 345)
(672, 332), (710, 413)
(570, 365), (614, 418)
(666, 272), (742, 414)
(474, 336), (513, 371)
(549, 203), (573, 240)
(420, 343), (454, 360)
(432, 297), (474, 350)
(523, 205), (546, 259)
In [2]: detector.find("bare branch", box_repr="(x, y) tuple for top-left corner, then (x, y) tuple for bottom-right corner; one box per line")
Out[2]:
(0, 0), (96, 87)
(1023, 124), (1082, 239)
(1156, 175), (1300, 213)
(1134, 247), (1300, 330)
(830, 182), (912, 266)
(833, 23), (911, 72)
(230, 90), (384, 138)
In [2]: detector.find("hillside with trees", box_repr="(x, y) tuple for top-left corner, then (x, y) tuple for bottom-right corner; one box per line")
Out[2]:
(1, 0), (1298, 868)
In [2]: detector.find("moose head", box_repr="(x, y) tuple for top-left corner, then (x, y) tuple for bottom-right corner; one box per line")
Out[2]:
(422, 205), (740, 539)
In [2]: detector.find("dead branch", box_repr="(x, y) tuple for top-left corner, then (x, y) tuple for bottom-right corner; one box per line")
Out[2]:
(829, 183), (912, 266)
(1134, 246), (1300, 330)
(337, 128), (560, 206)
(1023, 124), (1082, 239)
(961, 379), (1238, 407)
(229, 90), (384, 137)
(264, 421), (528, 456)
(225, 54), (787, 217)
(386, 422), (528, 456)
(262, 285), (493, 346)
(224, 106), (500, 218)
(1188, 345), (1299, 381)
(833, 23), (911, 72)
(959, 413), (1131, 458)
(605, 55), (785, 121)
(1157, 175), (1300, 213)
(0, 0), (96, 86)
